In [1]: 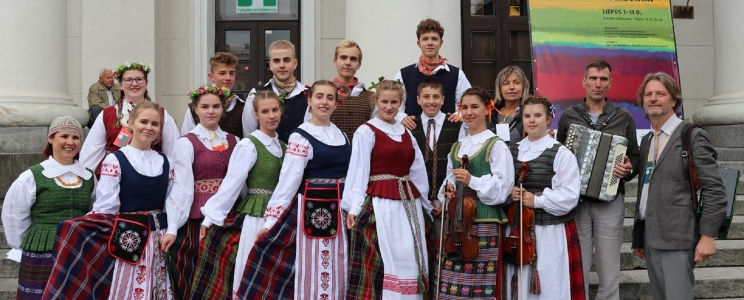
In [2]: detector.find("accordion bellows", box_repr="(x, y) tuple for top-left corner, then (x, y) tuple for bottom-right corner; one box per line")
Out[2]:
(565, 124), (628, 202)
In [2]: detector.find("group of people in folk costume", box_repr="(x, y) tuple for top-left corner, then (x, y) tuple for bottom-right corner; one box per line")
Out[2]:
(4, 20), (592, 300)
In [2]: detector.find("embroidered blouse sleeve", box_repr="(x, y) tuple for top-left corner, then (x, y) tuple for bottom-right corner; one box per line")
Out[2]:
(1, 170), (36, 249)
(160, 109), (181, 159)
(79, 113), (108, 170)
(408, 130), (433, 213)
(533, 146), (581, 216)
(91, 153), (122, 215)
(201, 140), (257, 227)
(165, 137), (195, 235)
(262, 132), (311, 230)
(467, 140), (514, 205)
(342, 125), (374, 216)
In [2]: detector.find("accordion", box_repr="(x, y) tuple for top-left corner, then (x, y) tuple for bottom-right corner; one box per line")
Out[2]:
(564, 124), (628, 202)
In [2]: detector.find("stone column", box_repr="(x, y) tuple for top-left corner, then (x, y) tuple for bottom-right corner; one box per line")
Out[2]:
(0, 1), (88, 127)
(694, 0), (744, 147)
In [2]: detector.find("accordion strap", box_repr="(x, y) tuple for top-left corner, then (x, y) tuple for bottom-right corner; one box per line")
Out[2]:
(572, 105), (620, 131)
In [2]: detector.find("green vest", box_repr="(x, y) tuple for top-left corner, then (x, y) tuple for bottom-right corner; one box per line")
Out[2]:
(22, 164), (94, 251)
(234, 135), (286, 217)
(450, 136), (508, 223)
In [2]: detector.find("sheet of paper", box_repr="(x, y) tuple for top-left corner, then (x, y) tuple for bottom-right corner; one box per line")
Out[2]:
(6, 248), (21, 262)
(495, 123), (511, 141)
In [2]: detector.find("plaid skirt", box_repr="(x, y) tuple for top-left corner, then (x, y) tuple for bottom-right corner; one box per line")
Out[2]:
(346, 196), (383, 300)
(565, 219), (586, 300)
(189, 213), (244, 300)
(17, 250), (54, 300)
(42, 214), (116, 300)
(235, 198), (298, 299)
(166, 218), (201, 300)
(437, 221), (503, 299)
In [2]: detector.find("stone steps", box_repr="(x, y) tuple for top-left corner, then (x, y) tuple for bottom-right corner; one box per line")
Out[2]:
(621, 216), (744, 243)
(623, 195), (744, 219)
(592, 239), (744, 272)
(588, 267), (744, 299)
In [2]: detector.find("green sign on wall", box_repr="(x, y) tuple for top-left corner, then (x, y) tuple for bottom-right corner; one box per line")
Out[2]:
(237, 0), (278, 13)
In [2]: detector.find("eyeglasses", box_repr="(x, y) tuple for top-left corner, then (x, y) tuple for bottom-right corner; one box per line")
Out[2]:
(123, 77), (146, 85)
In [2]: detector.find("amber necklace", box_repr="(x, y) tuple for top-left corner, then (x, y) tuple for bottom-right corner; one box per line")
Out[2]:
(56, 176), (82, 187)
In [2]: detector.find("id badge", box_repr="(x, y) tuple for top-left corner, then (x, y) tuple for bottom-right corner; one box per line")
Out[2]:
(495, 123), (511, 141)
(113, 127), (132, 148)
(644, 161), (653, 184)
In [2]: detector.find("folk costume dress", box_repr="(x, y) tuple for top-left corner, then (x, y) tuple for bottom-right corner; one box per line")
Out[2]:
(80, 99), (180, 176)
(2, 157), (95, 300)
(343, 118), (431, 300)
(43, 146), (176, 300)
(436, 130), (514, 299)
(199, 129), (285, 299)
(330, 79), (375, 141)
(236, 122), (351, 299)
(505, 135), (584, 300)
(165, 124), (238, 300)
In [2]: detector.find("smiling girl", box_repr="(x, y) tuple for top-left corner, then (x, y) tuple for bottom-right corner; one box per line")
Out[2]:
(236, 80), (351, 299)
(437, 87), (514, 299)
(198, 90), (286, 299)
(161, 85), (239, 299)
(344, 80), (431, 299)
(44, 102), (177, 299)
(505, 96), (583, 299)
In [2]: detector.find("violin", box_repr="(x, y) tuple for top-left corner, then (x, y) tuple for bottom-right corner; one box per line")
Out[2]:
(443, 155), (479, 262)
(503, 161), (536, 265)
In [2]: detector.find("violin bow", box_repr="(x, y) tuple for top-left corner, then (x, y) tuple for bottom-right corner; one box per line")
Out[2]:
(517, 161), (530, 299)
(435, 180), (448, 300)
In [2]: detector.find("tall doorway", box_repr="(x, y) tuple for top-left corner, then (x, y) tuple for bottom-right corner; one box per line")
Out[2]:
(215, 0), (300, 98)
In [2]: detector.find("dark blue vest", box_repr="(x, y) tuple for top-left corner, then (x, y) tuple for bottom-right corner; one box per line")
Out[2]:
(400, 63), (460, 116)
(255, 83), (308, 143)
(113, 150), (169, 212)
(294, 128), (351, 194)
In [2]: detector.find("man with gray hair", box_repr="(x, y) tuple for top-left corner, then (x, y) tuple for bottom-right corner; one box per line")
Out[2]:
(86, 68), (121, 126)
(631, 72), (726, 299)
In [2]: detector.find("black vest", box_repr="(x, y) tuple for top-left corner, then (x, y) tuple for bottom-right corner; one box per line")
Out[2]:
(400, 64), (460, 116)
(255, 84), (308, 143)
(411, 118), (461, 199)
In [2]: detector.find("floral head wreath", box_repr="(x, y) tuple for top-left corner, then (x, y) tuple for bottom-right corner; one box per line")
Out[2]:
(113, 61), (152, 80)
(189, 85), (231, 103)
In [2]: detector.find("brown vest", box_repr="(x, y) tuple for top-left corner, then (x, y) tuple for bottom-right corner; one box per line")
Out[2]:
(330, 90), (375, 141)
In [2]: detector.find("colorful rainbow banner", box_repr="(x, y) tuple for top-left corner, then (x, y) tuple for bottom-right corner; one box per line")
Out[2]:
(530, 0), (680, 129)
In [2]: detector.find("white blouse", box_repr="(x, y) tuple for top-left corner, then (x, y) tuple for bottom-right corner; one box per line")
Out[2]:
(201, 130), (284, 228)
(91, 146), (175, 220)
(2, 157), (95, 249)
(342, 118), (430, 217)
(80, 100), (180, 171)
(514, 135), (580, 216)
(262, 122), (347, 230)
(438, 130), (515, 206)
(166, 124), (240, 235)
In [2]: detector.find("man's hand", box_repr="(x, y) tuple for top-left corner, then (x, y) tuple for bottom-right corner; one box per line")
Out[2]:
(613, 155), (632, 178)
(401, 116), (417, 130)
(695, 235), (716, 263)
(446, 112), (461, 123)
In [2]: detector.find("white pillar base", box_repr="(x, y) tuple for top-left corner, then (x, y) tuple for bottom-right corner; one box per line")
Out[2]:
(0, 96), (88, 127)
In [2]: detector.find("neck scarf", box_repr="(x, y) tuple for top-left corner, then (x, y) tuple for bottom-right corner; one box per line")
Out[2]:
(332, 77), (359, 97)
(418, 55), (448, 75)
(273, 77), (297, 96)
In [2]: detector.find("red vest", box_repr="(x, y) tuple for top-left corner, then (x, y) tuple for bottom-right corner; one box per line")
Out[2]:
(365, 123), (421, 200)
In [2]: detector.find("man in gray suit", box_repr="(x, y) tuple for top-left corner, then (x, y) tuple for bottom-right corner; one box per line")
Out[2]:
(86, 68), (121, 126)
(632, 72), (726, 299)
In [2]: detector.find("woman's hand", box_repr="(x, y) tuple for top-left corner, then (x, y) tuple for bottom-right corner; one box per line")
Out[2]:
(452, 169), (473, 186)
(257, 228), (269, 240)
(443, 183), (456, 200)
(199, 225), (208, 241)
(347, 214), (357, 229)
(160, 234), (177, 251)
(511, 187), (535, 208)
(401, 116), (417, 130)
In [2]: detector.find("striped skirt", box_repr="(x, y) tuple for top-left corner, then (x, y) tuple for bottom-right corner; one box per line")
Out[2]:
(17, 250), (54, 300)
(437, 221), (503, 299)
(42, 214), (116, 300)
(189, 213), (244, 300)
(346, 196), (383, 300)
(166, 218), (201, 300)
